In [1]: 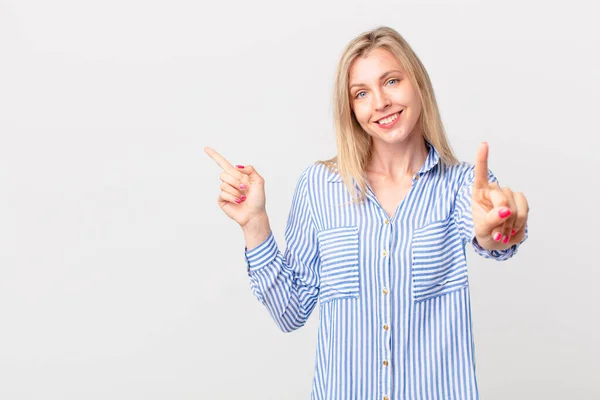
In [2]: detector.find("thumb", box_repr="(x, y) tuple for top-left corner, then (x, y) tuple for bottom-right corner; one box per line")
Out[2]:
(235, 164), (264, 185)
(235, 164), (257, 176)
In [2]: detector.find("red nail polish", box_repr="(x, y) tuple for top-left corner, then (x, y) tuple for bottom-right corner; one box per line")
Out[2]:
(236, 165), (245, 168)
(234, 198), (241, 204)
(499, 208), (511, 219)
(511, 229), (516, 236)
(502, 235), (509, 244)
(240, 184), (247, 190)
(240, 195), (246, 201)
(494, 232), (502, 241)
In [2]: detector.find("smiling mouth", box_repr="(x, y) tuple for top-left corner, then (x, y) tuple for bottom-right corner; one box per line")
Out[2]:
(376, 110), (403, 127)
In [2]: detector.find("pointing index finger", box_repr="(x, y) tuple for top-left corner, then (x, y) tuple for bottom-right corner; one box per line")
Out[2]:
(204, 146), (238, 176)
(474, 142), (490, 190)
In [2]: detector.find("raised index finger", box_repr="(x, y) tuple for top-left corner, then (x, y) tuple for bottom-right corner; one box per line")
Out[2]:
(474, 142), (490, 190)
(204, 146), (238, 176)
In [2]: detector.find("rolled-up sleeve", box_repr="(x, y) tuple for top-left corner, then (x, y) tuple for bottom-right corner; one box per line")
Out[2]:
(243, 167), (320, 332)
(453, 164), (528, 261)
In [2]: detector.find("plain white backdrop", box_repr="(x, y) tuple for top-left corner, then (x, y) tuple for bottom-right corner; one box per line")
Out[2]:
(1, 0), (599, 398)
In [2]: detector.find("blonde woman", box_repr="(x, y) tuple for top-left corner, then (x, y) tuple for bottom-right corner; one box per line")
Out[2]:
(205, 26), (529, 400)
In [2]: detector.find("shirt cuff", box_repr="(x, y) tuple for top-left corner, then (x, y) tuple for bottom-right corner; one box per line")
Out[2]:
(471, 237), (517, 260)
(244, 232), (278, 274)
(471, 225), (528, 261)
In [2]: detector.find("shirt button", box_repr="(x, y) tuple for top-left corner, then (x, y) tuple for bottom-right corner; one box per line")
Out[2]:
(414, 174), (420, 181)
(382, 250), (388, 257)
(383, 360), (389, 366)
(384, 396), (389, 400)
(382, 288), (388, 295)
(384, 219), (389, 225)
(383, 324), (389, 331)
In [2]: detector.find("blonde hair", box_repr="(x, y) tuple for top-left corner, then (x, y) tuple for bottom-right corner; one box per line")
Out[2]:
(317, 26), (459, 203)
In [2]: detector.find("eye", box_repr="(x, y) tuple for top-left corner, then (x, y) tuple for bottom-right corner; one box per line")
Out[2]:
(387, 78), (398, 86)
(355, 91), (366, 99)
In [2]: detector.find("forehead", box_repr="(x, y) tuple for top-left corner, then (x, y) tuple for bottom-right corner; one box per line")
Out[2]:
(349, 47), (406, 83)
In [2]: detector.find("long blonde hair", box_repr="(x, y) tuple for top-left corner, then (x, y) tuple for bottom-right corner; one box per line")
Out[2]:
(317, 26), (459, 203)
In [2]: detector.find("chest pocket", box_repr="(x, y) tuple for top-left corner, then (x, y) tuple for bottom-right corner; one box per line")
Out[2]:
(316, 226), (360, 304)
(411, 216), (468, 303)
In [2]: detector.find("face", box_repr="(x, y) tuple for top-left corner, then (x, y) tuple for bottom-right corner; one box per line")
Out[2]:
(348, 47), (422, 146)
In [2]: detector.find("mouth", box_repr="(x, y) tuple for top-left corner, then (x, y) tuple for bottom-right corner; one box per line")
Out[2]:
(375, 110), (403, 128)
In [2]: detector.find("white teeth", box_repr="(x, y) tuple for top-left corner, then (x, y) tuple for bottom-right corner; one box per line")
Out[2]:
(378, 112), (400, 125)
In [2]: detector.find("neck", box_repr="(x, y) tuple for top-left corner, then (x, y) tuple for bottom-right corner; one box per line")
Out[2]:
(365, 133), (429, 181)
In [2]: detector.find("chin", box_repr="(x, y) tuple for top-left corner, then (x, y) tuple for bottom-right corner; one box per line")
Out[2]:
(376, 127), (409, 143)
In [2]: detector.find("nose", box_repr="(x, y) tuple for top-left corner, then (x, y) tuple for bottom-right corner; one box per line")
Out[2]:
(373, 89), (391, 112)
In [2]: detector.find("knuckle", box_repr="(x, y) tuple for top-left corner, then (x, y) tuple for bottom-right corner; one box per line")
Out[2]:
(516, 192), (528, 204)
(515, 213), (527, 226)
(515, 192), (529, 210)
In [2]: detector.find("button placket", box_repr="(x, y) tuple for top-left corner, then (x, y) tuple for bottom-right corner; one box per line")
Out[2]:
(380, 217), (392, 399)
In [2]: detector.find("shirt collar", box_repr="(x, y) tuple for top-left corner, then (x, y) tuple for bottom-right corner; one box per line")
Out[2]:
(327, 140), (440, 183)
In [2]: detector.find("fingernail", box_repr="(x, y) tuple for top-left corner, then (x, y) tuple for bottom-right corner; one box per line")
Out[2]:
(240, 195), (246, 201)
(239, 184), (247, 190)
(234, 198), (241, 204)
(236, 165), (245, 169)
(499, 208), (511, 219)
(511, 229), (516, 236)
(494, 232), (502, 241)
(502, 235), (509, 244)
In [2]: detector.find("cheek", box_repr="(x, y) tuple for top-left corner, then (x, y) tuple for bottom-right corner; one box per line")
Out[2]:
(352, 102), (371, 122)
(411, 101), (423, 121)
(406, 88), (421, 110)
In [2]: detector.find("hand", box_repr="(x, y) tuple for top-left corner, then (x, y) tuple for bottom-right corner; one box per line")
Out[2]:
(204, 146), (267, 227)
(471, 142), (529, 251)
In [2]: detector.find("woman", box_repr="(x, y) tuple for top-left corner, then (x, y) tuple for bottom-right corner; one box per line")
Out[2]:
(205, 26), (529, 400)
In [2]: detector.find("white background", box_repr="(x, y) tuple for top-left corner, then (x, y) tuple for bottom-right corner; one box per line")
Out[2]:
(1, 0), (599, 398)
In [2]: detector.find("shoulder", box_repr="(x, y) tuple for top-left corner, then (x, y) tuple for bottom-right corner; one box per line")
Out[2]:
(442, 160), (500, 188)
(456, 160), (475, 174)
(298, 160), (341, 185)
(444, 160), (474, 174)
(436, 161), (475, 187)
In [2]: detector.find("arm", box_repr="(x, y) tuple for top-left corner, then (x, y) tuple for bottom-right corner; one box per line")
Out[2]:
(243, 168), (320, 332)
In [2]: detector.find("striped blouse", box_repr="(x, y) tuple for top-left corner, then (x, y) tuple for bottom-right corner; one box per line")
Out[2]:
(244, 142), (528, 400)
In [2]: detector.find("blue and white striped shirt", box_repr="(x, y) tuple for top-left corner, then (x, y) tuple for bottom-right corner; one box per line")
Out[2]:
(244, 142), (528, 400)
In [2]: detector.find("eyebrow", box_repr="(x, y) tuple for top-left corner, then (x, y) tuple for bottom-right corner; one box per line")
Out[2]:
(349, 70), (403, 92)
